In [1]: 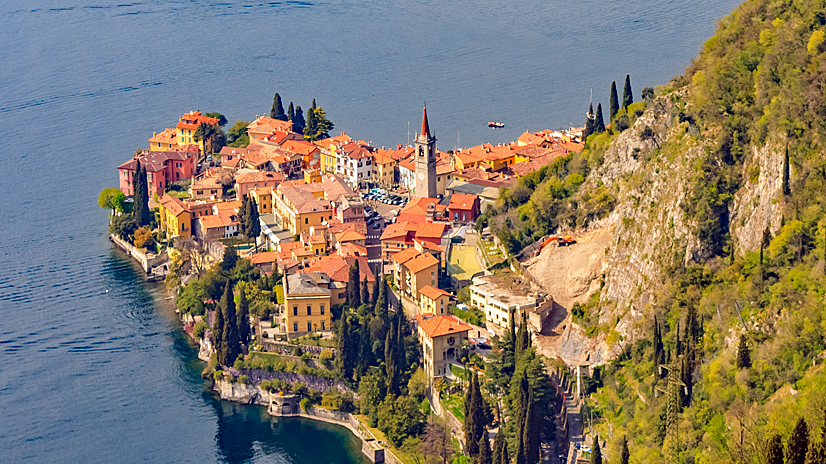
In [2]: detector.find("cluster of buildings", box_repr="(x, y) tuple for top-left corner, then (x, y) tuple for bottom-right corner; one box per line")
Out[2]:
(114, 108), (576, 365)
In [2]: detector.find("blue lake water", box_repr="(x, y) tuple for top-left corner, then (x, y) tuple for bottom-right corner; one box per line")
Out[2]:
(0, 0), (740, 462)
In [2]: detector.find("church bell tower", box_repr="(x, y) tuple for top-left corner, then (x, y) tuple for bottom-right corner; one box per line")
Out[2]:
(414, 106), (437, 198)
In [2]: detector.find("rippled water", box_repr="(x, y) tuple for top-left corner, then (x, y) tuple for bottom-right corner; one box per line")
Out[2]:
(0, 0), (739, 462)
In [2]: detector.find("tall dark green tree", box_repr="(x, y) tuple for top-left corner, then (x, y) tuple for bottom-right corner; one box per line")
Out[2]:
(385, 323), (398, 395)
(371, 276), (380, 308)
(610, 81), (620, 121)
(287, 102), (295, 123)
(789, 417), (810, 464)
(515, 312), (531, 361)
(238, 196), (249, 237)
(348, 262), (362, 309)
(237, 285), (250, 345)
(620, 436), (630, 464)
(362, 278), (371, 309)
(807, 440), (826, 464)
(492, 429), (506, 464)
(356, 320), (373, 379)
(395, 310), (407, 372)
(221, 243), (238, 271)
(133, 161), (151, 227)
(590, 435), (602, 464)
(653, 315), (665, 382)
(583, 103), (595, 142)
(478, 431), (492, 464)
(293, 106), (306, 134)
(522, 387), (540, 464)
(220, 281), (241, 366)
(464, 372), (485, 457)
(246, 196), (260, 252)
(622, 74), (633, 108)
(594, 103), (606, 133)
(736, 334), (751, 369)
(212, 293), (226, 365)
(514, 370), (530, 464)
(783, 145), (791, 195)
(336, 314), (353, 379)
(271, 93), (287, 120)
(374, 277), (387, 318)
(767, 433), (784, 464)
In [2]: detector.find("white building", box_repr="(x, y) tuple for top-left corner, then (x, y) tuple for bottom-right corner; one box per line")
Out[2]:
(469, 275), (537, 329)
(336, 142), (374, 189)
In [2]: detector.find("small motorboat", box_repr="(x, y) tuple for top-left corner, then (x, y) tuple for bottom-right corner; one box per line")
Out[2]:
(488, 121), (505, 128)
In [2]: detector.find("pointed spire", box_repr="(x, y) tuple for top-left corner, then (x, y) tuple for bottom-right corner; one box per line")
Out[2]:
(421, 105), (431, 137)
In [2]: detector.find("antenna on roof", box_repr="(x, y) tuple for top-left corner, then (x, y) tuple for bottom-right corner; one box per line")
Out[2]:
(407, 121), (410, 147)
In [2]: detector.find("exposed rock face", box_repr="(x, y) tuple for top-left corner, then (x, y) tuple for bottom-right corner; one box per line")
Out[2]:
(215, 380), (269, 406)
(729, 137), (785, 253)
(526, 94), (790, 364)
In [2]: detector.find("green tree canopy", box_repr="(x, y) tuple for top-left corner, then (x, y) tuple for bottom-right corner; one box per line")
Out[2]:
(271, 93), (287, 120)
(227, 120), (250, 147)
(609, 81), (619, 121)
(622, 74), (633, 108)
(204, 112), (228, 126)
(98, 188), (126, 215)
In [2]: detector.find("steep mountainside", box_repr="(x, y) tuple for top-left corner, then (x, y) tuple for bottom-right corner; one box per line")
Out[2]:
(480, 0), (826, 461)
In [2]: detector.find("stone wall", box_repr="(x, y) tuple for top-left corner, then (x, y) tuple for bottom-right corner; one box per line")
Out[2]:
(110, 234), (168, 273)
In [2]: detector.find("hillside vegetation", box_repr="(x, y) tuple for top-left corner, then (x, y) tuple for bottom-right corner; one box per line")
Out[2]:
(485, 0), (826, 462)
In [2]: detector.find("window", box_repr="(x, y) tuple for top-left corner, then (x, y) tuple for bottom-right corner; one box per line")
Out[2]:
(339, 292), (346, 299)
(307, 322), (312, 332)
(320, 305), (325, 315)
(321, 321), (325, 330)
(307, 305), (312, 316)
(305, 218), (308, 224)
(293, 306), (298, 316)
(293, 322), (298, 332)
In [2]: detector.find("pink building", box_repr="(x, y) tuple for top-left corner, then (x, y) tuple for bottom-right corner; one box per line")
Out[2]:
(118, 149), (196, 197)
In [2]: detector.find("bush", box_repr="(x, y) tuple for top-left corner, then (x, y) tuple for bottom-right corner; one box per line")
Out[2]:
(193, 321), (208, 340)
(133, 226), (154, 249)
(262, 331), (269, 338)
(319, 349), (334, 363)
(224, 372), (235, 382)
(238, 375), (250, 385)
(300, 351), (312, 362)
(213, 370), (223, 381)
(300, 398), (310, 413)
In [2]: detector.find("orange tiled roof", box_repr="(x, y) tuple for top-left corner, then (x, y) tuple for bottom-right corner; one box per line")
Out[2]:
(414, 222), (448, 239)
(149, 128), (177, 145)
(391, 247), (422, 265)
(281, 140), (318, 156)
(176, 111), (220, 131)
(448, 193), (478, 210)
(405, 253), (439, 274)
(236, 170), (284, 185)
(159, 194), (189, 216)
(419, 285), (451, 301)
(250, 252), (279, 265)
(337, 230), (366, 242)
(415, 314), (471, 338)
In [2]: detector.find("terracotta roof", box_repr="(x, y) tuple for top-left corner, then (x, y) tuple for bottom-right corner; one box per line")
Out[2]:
(199, 215), (230, 229)
(401, 197), (446, 217)
(281, 140), (318, 155)
(381, 220), (417, 241)
(176, 111), (220, 130)
(236, 171), (284, 185)
(119, 150), (192, 172)
(338, 242), (368, 257)
(405, 253), (439, 274)
(392, 247), (422, 265)
(214, 200), (242, 212)
(159, 194), (189, 216)
(414, 222), (449, 239)
(301, 256), (374, 283)
(247, 116), (293, 135)
(419, 285), (451, 301)
(253, 187), (272, 196)
(415, 314), (471, 338)
(250, 252), (279, 265)
(279, 241), (305, 254)
(149, 128), (177, 145)
(448, 193), (478, 210)
(389, 146), (415, 161)
(337, 230), (366, 242)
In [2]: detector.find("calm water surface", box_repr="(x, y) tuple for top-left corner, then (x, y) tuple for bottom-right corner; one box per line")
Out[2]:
(0, 0), (739, 462)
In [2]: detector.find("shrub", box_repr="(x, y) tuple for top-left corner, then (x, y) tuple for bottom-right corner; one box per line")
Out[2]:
(300, 398), (311, 413)
(300, 351), (312, 362)
(293, 381), (308, 397)
(262, 331), (268, 338)
(293, 346), (302, 356)
(319, 349), (334, 363)
(133, 226), (155, 249)
(192, 321), (208, 340)
(224, 372), (235, 382)
(238, 375), (250, 385)
(213, 370), (223, 381)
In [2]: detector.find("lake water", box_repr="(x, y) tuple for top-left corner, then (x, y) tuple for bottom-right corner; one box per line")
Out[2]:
(0, 0), (740, 462)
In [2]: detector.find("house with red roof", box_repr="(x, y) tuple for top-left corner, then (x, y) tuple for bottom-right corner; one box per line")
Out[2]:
(447, 193), (480, 225)
(246, 116), (294, 142)
(419, 285), (452, 316)
(118, 149), (195, 197)
(414, 313), (472, 379)
(380, 219), (449, 263)
(391, 248), (440, 302)
(234, 170), (284, 197)
(176, 111), (221, 153)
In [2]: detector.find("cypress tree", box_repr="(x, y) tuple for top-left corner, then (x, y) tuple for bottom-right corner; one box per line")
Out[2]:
(287, 102), (295, 123)
(499, 440), (510, 464)
(336, 314), (352, 379)
(622, 75), (633, 109)
(590, 435), (602, 464)
(361, 278), (371, 309)
(767, 433), (784, 464)
(348, 262), (361, 309)
(132, 159), (144, 226)
(212, 295), (226, 365)
(395, 310), (406, 371)
(465, 372), (481, 456)
(271, 93), (287, 120)
(492, 429), (505, 464)
(610, 81), (619, 121)
(789, 417), (810, 464)
(514, 371), (530, 464)
(523, 387), (539, 464)
(583, 103), (595, 142)
(653, 315), (664, 380)
(385, 323), (398, 395)
(221, 243), (238, 271)
(620, 436), (630, 464)
(736, 334), (751, 369)
(293, 106), (305, 134)
(594, 103), (606, 133)
(237, 196), (248, 238)
(248, 197), (260, 251)
(478, 431), (492, 464)
(237, 285), (250, 346)
(371, 277), (380, 308)
(135, 165), (151, 227)
(783, 145), (791, 195)
(355, 318), (372, 379)
(304, 107), (317, 141)
(515, 312), (531, 361)
(374, 277), (387, 318)
(221, 281), (241, 366)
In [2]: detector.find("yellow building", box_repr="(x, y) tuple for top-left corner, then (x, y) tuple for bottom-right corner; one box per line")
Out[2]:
(304, 169), (322, 184)
(176, 111), (220, 153)
(414, 314), (472, 380)
(250, 187), (273, 215)
(283, 272), (333, 334)
(419, 285), (452, 316)
(272, 175), (354, 236)
(149, 128), (178, 151)
(158, 194), (192, 238)
(392, 248), (440, 301)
